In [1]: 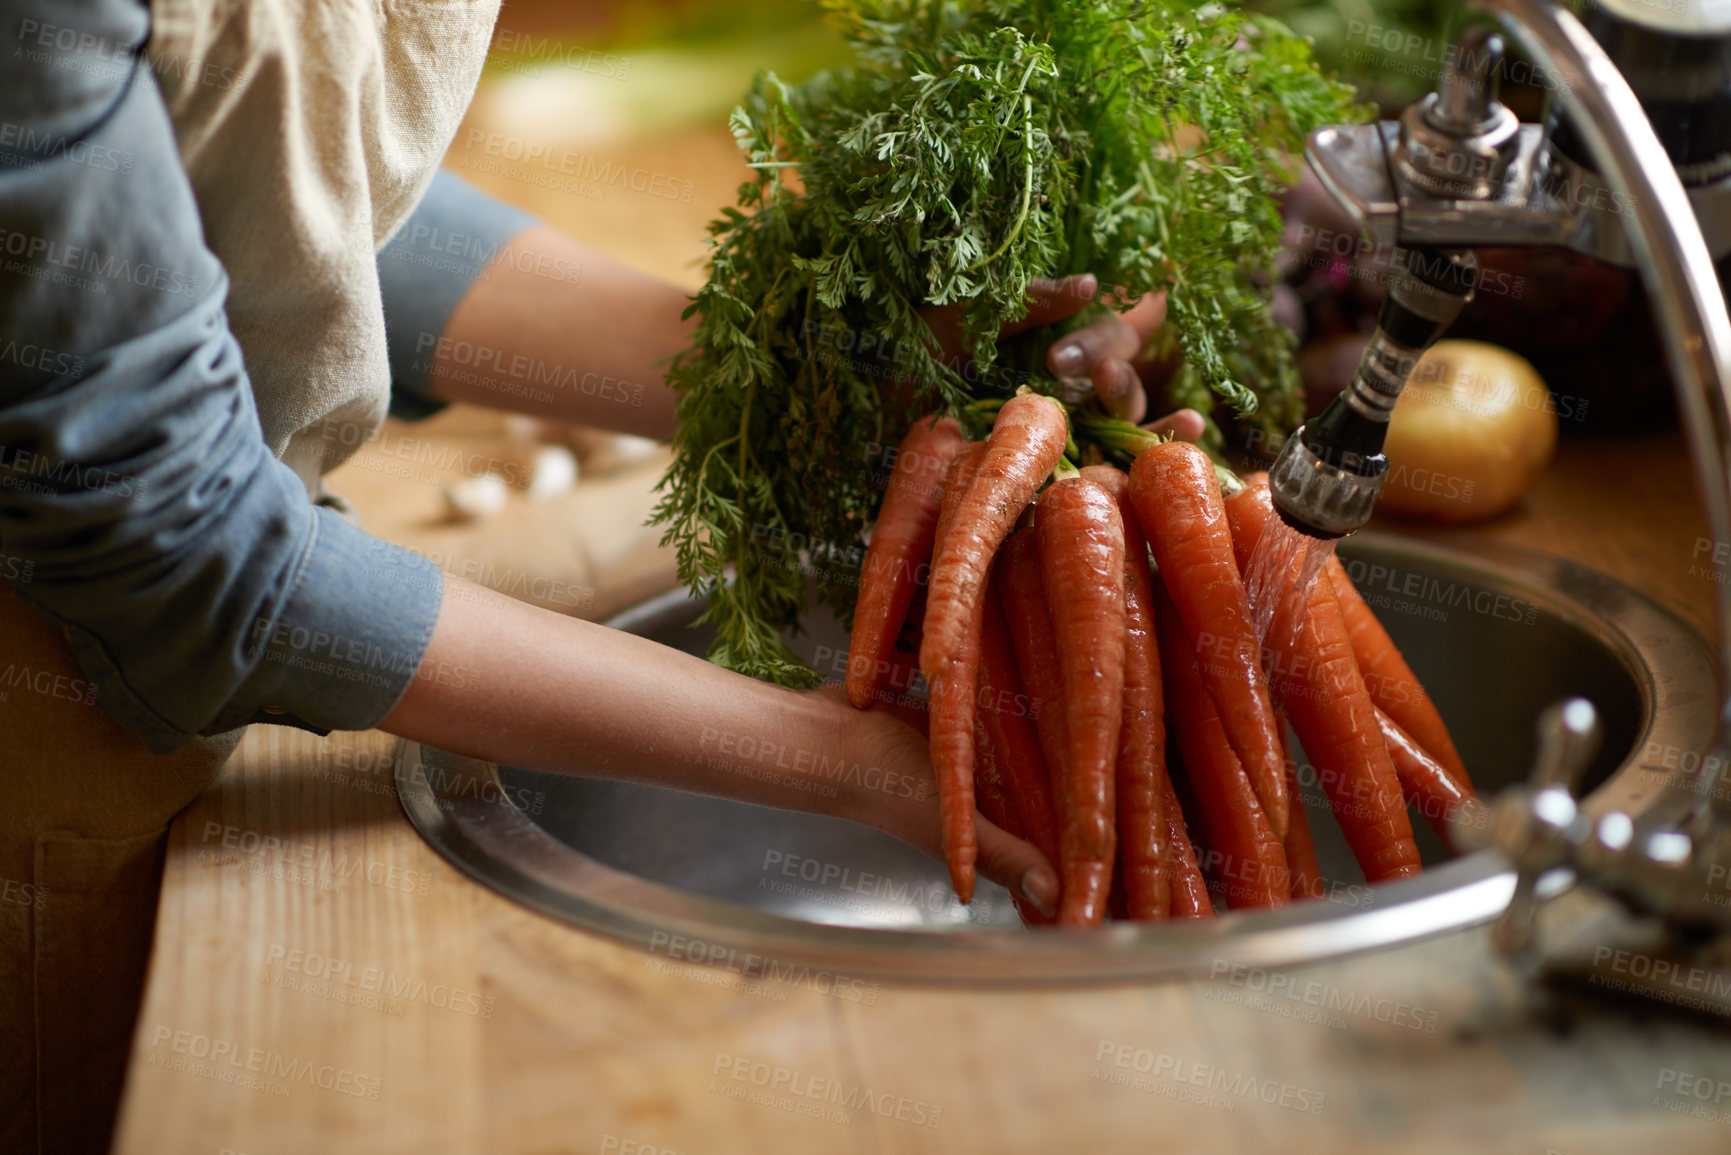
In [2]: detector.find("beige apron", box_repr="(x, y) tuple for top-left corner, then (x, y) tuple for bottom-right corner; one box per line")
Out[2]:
(0, 589), (241, 1153)
(1, 0), (497, 1148)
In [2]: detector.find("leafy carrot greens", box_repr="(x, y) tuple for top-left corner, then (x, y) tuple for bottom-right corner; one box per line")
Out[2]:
(653, 0), (1360, 684)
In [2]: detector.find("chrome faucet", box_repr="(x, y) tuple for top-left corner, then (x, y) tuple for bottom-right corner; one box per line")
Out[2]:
(1270, 0), (1731, 945)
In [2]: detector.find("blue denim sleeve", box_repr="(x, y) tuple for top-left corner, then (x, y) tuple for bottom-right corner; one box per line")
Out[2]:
(377, 170), (540, 421)
(0, 0), (445, 753)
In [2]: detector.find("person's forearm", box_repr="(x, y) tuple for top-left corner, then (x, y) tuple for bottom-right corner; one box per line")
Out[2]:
(429, 227), (691, 439)
(378, 576), (929, 831)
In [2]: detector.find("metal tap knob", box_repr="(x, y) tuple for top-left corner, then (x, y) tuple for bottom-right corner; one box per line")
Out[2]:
(1453, 699), (1602, 954)
(1396, 25), (1524, 200)
(1457, 695), (1731, 949)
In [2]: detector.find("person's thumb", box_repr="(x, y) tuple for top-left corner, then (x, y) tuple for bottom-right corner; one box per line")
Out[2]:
(973, 813), (1058, 919)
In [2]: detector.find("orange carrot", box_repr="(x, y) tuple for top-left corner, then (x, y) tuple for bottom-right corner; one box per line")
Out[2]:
(1277, 718), (1324, 902)
(1162, 772), (1214, 918)
(847, 417), (965, 709)
(1328, 560), (1473, 790)
(919, 392), (1069, 686)
(1223, 483), (1422, 883)
(1375, 705), (1477, 845)
(1107, 871), (1130, 921)
(973, 713), (1019, 836)
(1082, 464), (1168, 921)
(1038, 477), (1127, 927)
(998, 528), (1070, 803)
(978, 577), (1062, 870)
(1163, 768), (1218, 921)
(974, 713), (1056, 926)
(924, 441), (989, 903)
(1128, 440), (1288, 839)
(1167, 762), (1224, 913)
(932, 442), (989, 569)
(1153, 580), (1290, 910)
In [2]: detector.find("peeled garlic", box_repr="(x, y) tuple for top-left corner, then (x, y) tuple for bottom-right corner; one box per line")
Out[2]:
(444, 473), (510, 520)
(525, 445), (579, 503)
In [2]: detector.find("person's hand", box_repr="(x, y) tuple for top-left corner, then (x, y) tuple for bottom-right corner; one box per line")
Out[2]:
(816, 686), (1059, 918)
(922, 273), (1204, 439)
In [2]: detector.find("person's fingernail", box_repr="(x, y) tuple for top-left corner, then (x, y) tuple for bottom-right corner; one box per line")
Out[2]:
(1096, 361), (1139, 422)
(1099, 359), (1131, 398)
(1021, 868), (1058, 916)
(1050, 340), (1084, 374)
(1174, 408), (1206, 442)
(1073, 273), (1098, 300)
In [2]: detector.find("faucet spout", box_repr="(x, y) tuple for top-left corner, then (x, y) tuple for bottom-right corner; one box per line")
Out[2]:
(1267, 246), (1477, 539)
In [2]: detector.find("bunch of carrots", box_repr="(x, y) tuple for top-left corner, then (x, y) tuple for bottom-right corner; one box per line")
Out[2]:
(844, 391), (1481, 926)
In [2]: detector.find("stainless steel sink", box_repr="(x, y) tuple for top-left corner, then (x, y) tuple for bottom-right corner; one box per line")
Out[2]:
(396, 533), (1716, 983)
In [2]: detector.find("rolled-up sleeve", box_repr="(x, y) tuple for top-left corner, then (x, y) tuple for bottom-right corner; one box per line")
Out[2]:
(377, 169), (540, 421)
(0, 0), (444, 753)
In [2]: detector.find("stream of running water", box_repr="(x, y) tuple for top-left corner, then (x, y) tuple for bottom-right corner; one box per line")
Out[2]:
(1244, 511), (1336, 655)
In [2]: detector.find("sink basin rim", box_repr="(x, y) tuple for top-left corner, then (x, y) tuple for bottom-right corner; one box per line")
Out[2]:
(394, 532), (1716, 985)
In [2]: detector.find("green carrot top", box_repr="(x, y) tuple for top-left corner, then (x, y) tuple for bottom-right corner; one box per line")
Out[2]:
(653, 0), (1362, 685)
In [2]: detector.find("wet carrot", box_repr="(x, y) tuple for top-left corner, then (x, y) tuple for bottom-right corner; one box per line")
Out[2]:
(972, 715), (1053, 927)
(1169, 767), (1230, 914)
(1106, 866), (1131, 921)
(932, 442), (989, 568)
(1375, 705), (1477, 845)
(978, 577), (1062, 869)
(847, 416), (965, 709)
(1278, 717), (1324, 902)
(1153, 580), (1290, 910)
(1328, 560), (1473, 789)
(1038, 477), (1127, 927)
(1082, 464), (1168, 921)
(998, 529), (1070, 800)
(1223, 483), (1422, 883)
(924, 441), (989, 903)
(1129, 440), (1289, 839)
(919, 392), (1068, 685)
(972, 714), (1019, 836)
(1163, 771), (1215, 918)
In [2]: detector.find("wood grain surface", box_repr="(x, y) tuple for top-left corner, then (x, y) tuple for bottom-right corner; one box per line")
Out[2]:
(112, 430), (1731, 1154)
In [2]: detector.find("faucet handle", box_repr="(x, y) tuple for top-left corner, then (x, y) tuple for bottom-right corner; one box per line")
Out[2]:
(1452, 698), (1602, 955)
(1396, 24), (1523, 200)
(1530, 698), (1603, 791)
(1432, 26), (1509, 132)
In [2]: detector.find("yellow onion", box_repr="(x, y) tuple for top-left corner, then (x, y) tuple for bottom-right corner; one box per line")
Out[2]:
(1377, 340), (1557, 523)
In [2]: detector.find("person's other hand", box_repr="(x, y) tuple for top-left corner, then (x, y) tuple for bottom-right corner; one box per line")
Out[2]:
(923, 273), (1203, 438)
(817, 685), (1059, 919)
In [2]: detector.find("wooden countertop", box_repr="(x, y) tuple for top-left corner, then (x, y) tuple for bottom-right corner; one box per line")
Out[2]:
(115, 431), (1731, 1155)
